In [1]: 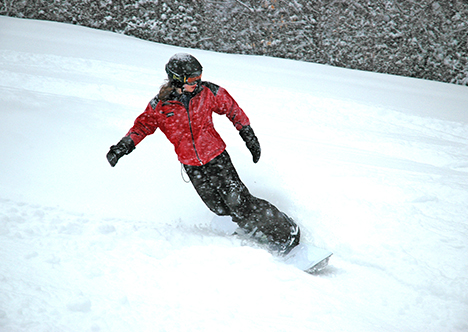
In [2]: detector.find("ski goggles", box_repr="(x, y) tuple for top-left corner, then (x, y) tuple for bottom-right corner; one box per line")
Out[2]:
(171, 72), (202, 85)
(184, 73), (202, 85)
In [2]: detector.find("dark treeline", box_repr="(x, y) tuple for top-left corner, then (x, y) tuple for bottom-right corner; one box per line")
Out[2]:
(2, 0), (467, 85)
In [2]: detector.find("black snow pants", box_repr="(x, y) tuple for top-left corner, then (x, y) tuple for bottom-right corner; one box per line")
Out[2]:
(183, 151), (300, 255)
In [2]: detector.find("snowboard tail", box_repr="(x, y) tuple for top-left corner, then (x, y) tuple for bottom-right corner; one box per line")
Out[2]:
(283, 243), (332, 274)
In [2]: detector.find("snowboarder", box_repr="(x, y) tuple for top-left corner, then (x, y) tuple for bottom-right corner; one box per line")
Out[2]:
(106, 53), (300, 255)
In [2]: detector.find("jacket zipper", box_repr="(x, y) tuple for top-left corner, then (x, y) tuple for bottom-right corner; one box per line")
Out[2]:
(184, 101), (203, 165)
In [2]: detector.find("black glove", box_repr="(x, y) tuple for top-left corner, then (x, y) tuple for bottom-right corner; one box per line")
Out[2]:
(239, 125), (261, 163)
(106, 136), (135, 167)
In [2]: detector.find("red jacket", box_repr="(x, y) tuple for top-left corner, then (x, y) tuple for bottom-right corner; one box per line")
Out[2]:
(126, 82), (250, 166)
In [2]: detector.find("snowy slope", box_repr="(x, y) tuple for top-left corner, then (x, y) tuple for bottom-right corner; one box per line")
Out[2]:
(1, 15), (468, 332)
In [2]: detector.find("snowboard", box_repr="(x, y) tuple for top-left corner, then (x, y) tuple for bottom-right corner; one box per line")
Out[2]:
(211, 216), (332, 274)
(282, 243), (332, 274)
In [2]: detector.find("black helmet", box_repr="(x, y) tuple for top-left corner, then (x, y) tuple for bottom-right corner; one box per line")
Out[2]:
(165, 53), (202, 87)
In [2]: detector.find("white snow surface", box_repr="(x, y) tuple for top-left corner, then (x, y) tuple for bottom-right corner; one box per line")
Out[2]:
(1, 16), (468, 332)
